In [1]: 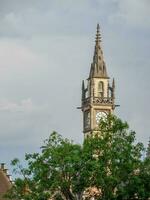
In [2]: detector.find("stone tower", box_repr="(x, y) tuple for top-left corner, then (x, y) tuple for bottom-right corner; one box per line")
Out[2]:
(81, 24), (115, 136)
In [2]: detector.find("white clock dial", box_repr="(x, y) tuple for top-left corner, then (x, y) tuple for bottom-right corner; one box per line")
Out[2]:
(96, 111), (107, 124)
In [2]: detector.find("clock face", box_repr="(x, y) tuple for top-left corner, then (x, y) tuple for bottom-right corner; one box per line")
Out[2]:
(96, 111), (107, 124)
(84, 111), (90, 129)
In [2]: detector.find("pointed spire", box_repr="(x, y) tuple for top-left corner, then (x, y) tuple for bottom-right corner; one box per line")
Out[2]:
(112, 78), (115, 87)
(112, 78), (115, 91)
(95, 23), (101, 45)
(107, 82), (110, 97)
(112, 78), (115, 99)
(82, 80), (85, 101)
(89, 24), (108, 78)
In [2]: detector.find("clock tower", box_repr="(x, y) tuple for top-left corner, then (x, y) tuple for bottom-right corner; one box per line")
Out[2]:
(81, 24), (115, 136)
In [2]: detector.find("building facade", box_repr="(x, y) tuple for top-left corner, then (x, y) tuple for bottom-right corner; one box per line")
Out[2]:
(81, 24), (115, 136)
(0, 164), (12, 200)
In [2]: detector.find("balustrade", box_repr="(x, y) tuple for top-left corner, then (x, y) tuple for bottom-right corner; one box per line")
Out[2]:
(82, 97), (113, 106)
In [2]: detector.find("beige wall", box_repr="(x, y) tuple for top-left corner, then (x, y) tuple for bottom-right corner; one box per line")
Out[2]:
(93, 78), (109, 97)
(83, 77), (114, 135)
(87, 78), (109, 98)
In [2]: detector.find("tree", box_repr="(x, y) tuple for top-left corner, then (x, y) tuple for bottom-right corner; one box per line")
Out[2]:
(146, 139), (150, 158)
(82, 115), (147, 199)
(6, 115), (150, 200)
(6, 132), (87, 200)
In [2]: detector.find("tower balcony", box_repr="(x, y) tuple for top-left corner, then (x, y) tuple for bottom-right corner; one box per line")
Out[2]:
(93, 97), (113, 105)
(82, 97), (113, 106)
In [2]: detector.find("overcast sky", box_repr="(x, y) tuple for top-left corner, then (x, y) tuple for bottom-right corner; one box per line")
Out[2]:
(0, 0), (150, 173)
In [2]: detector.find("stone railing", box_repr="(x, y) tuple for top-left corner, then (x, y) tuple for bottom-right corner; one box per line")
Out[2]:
(82, 97), (113, 106)
(93, 97), (113, 105)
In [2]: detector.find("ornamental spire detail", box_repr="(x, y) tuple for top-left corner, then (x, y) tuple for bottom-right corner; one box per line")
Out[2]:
(89, 24), (108, 78)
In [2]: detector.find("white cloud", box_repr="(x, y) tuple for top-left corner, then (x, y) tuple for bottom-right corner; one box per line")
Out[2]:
(0, 98), (34, 112)
(109, 0), (150, 29)
(0, 39), (44, 71)
(0, 0), (149, 170)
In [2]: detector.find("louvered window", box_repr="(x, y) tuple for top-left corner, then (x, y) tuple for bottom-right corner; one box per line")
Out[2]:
(98, 81), (104, 97)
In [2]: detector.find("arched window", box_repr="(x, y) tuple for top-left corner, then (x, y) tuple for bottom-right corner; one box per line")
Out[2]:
(98, 81), (104, 97)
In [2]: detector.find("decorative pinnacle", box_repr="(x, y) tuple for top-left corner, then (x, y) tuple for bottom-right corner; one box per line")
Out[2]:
(82, 80), (85, 90)
(110, 78), (115, 100)
(95, 23), (101, 43)
(82, 80), (85, 101)
(112, 78), (115, 89)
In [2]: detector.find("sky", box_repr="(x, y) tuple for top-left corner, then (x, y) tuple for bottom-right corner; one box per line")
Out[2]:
(0, 0), (150, 174)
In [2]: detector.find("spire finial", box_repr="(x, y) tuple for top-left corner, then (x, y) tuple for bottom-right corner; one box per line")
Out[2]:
(96, 23), (101, 43)
(97, 23), (100, 32)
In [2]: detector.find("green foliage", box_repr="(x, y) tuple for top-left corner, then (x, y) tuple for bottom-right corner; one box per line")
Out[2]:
(6, 116), (150, 200)
(83, 115), (146, 199)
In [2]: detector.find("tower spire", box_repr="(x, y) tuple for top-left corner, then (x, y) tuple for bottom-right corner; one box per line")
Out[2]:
(81, 25), (116, 136)
(95, 23), (101, 44)
(89, 24), (108, 78)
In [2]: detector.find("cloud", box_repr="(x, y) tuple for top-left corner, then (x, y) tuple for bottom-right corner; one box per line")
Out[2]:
(0, 98), (51, 148)
(0, 98), (34, 112)
(109, 0), (150, 29)
(0, 0), (149, 171)
(0, 0), (94, 38)
(0, 39), (43, 71)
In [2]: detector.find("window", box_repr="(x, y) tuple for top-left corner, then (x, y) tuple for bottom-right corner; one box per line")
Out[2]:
(98, 81), (104, 97)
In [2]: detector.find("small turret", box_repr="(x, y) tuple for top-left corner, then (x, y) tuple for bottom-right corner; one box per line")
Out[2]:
(112, 78), (115, 99)
(82, 80), (85, 101)
(0, 163), (12, 199)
